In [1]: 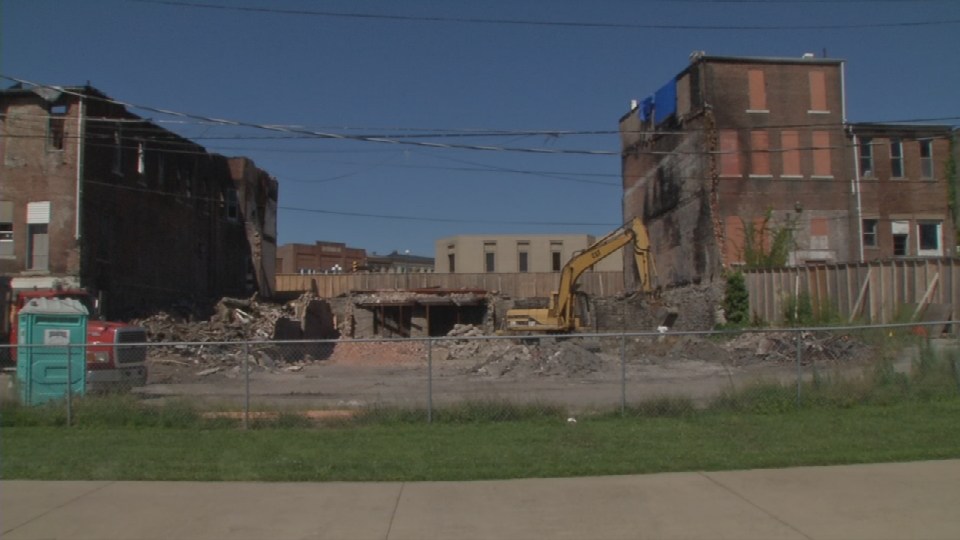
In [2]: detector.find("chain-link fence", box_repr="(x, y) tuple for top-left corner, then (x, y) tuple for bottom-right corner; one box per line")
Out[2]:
(2, 322), (958, 426)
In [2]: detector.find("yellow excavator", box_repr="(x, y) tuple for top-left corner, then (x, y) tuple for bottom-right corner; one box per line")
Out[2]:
(503, 217), (657, 333)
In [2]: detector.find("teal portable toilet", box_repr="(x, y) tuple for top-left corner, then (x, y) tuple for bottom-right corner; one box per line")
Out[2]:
(16, 297), (88, 405)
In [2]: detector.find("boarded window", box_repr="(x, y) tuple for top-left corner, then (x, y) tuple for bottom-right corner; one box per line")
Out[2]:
(719, 130), (741, 176)
(724, 216), (746, 264)
(781, 131), (801, 176)
(812, 131), (831, 177)
(750, 131), (771, 176)
(810, 217), (829, 250)
(747, 70), (767, 111)
(809, 71), (827, 111)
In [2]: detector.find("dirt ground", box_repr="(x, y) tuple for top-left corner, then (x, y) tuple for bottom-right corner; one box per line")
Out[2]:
(138, 331), (898, 412)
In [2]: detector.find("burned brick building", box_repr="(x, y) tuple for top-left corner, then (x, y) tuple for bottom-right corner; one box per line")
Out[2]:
(620, 53), (957, 288)
(0, 84), (278, 317)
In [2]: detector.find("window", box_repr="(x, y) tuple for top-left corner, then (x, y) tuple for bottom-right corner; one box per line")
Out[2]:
(0, 201), (12, 257)
(517, 241), (529, 273)
(810, 217), (829, 250)
(808, 71), (828, 112)
(858, 137), (874, 177)
(747, 69), (767, 112)
(112, 127), (123, 176)
(919, 140), (934, 179)
(157, 156), (166, 190)
(892, 220), (909, 256)
(225, 189), (239, 221)
(749, 131), (771, 176)
(26, 201), (50, 271)
(812, 131), (832, 177)
(781, 131), (801, 176)
(719, 130), (740, 176)
(917, 221), (942, 256)
(448, 253), (455, 273)
(484, 242), (496, 273)
(890, 140), (904, 178)
(136, 141), (146, 182)
(47, 104), (66, 150)
(550, 241), (563, 271)
(862, 219), (878, 248)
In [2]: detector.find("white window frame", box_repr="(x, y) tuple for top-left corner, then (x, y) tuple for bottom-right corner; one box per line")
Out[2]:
(890, 140), (904, 178)
(0, 200), (13, 258)
(858, 137), (874, 177)
(862, 218), (878, 248)
(917, 221), (942, 257)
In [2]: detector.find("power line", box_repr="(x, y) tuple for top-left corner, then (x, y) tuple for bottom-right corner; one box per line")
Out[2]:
(128, 0), (960, 31)
(4, 110), (956, 143)
(1, 76), (621, 156)
(280, 206), (619, 227)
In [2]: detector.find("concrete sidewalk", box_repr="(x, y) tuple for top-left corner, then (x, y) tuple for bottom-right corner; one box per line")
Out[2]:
(3, 460), (959, 540)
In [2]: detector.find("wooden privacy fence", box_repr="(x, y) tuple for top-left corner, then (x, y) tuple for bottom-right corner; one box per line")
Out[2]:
(744, 258), (959, 327)
(275, 271), (627, 299)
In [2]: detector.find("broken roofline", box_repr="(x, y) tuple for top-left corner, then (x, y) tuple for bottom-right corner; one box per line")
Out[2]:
(350, 288), (488, 307)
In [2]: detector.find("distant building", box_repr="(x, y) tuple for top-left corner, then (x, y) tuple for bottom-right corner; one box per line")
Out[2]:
(366, 251), (434, 273)
(435, 234), (623, 274)
(0, 84), (278, 317)
(620, 53), (957, 289)
(276, 241), (366, 274)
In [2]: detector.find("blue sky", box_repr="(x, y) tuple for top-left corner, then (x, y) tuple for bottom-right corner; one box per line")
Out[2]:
(3, 0), (958, 258)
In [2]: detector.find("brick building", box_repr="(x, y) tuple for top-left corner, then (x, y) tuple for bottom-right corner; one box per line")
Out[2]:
(276, 241), (366, 274)
(619, 53), (957, 289)
(849, 123), (955, 261)
(366, 251), (434, 273)
(0, 84), (278, 317)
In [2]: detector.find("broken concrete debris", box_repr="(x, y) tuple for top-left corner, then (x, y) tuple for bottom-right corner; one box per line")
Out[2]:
(138, 290), (879, 385)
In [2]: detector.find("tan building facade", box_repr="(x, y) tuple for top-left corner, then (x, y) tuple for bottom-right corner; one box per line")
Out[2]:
(434, 234), (623, 274)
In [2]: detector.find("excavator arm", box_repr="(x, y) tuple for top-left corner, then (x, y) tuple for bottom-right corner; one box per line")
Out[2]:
(504, 217), (656, 333)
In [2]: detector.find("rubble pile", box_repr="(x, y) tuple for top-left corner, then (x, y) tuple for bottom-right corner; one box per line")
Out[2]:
(136, 295), (273, 343)
(134, 294), (321, 365)
(462, 340), (605, 378)
(723, 331), (875, 365)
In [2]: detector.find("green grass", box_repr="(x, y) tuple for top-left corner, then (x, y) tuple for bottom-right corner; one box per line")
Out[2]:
(3, 400), (960, 481)
(3, 343), (958, 481)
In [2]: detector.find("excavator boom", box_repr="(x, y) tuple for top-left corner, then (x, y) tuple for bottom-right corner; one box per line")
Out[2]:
(504, 217), (655, 333)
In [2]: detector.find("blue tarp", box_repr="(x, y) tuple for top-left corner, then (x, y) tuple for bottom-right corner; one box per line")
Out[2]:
(654, 79), (677, 123)
(641, 97), (654, 122)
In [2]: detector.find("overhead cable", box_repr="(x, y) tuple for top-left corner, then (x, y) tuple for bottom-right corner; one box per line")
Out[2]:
(128, 0), (960, 30)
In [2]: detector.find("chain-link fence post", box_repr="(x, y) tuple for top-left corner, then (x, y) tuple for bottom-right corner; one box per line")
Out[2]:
(620, 333), (626, 417)
(243, 341), (250, 430)
(66, 345), (73, 427)
(795, 329), (802, 408)
(427, 338), (433, 424)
